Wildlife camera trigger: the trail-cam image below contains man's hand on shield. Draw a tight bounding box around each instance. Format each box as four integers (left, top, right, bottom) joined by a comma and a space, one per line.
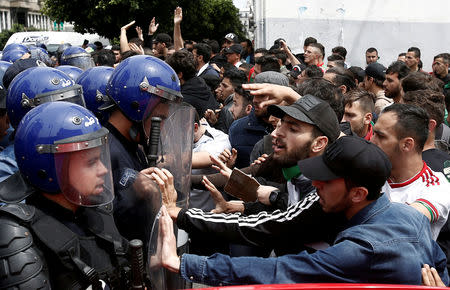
160, 206, 181, 273
147, 167, 178, 208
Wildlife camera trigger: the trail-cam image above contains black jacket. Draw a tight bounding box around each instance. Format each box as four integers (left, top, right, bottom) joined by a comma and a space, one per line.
181, 76, 219, 117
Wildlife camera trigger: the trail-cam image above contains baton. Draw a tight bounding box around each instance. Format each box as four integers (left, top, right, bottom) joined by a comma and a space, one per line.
147, 117, 162, 167
129, 239, 145, 289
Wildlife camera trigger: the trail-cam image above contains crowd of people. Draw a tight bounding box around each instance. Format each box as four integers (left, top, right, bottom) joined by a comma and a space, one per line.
0, 5, 450, 289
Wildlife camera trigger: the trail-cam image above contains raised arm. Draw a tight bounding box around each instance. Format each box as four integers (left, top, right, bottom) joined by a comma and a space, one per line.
173, 6, 184, 51
120, 20, 135, 53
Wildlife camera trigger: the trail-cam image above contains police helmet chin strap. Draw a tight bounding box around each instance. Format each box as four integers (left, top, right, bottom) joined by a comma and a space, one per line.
129, 123, 140, 142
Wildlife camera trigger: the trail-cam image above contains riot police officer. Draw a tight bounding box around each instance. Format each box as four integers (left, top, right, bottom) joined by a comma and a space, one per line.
102, 55, 183, 242
60, 46, 95, 70
0, 66, 84, 182
76, 65, 114, 123
103, 54, 195, 289
0, 102, 130, 289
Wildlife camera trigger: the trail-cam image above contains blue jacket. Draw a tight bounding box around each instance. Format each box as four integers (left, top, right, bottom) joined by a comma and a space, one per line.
228, 111, 268, 168
180, 194, 449, 286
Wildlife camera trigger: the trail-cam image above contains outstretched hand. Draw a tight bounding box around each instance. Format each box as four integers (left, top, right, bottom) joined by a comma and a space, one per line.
129, 43, 144, 55
202, 176, 244, 214
210, 155, 232, 180
160, 206, 180, 273
121, 20, 135, 31
242, 83, 300, 108
135, 26, 144, 41
149, 17, 159, 35
143, 167, 177, 208
174, 6, 183, 25
218, 148, 238, 169
422, 264, 446, 287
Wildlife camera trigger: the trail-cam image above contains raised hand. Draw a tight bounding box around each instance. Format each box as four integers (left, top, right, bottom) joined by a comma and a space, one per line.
149, 17, 159, 35
174, 6, 183, 25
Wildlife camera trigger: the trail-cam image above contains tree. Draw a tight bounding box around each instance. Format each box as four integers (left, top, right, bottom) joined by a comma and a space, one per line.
42, 0, 244, 42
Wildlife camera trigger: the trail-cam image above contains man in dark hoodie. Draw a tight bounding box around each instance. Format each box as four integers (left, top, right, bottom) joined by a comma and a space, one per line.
166, 50, 219, 117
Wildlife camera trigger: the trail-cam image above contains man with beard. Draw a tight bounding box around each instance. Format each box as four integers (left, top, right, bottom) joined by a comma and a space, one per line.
150, 95, 342, 258
341, 89, 375, 140
383, 61, 410, 103
159, 136, 448, 286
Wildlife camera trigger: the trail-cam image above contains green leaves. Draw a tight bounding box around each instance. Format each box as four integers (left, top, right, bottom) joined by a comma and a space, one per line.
42, 0, 244, 41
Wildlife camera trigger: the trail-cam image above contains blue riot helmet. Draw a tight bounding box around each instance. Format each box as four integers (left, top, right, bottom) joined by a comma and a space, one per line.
57, 65, 83, 81
2, 43, 29, 54
106, 55, 182, 122
1, 48, 29, 63
60, 46, 94, 70
0, 61, 12, 89
76, 66, 113, 121
56, 43, 71, 62
15, 102, 114, 206
105, 55, 182, 154
7, 66, 85, 128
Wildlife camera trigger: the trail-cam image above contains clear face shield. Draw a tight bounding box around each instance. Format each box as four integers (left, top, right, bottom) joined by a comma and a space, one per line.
22, 84, 86, 109
141, 96, 195, 208
52, 127, 114, 206
63, 53, 95, 71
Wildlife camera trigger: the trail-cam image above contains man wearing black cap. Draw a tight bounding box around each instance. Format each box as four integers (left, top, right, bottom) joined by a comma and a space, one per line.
153, 33, 172, 59
158, 95, 342, 257
224, 44, 243, 68
363, 62, 392, 115
223, 33, 239, 49
159, 136, 448, 286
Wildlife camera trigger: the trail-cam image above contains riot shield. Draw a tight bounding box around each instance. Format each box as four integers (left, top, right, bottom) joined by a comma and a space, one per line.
155, 102, 195, 207
146, 102, 195, 289
113, 168, 164, 289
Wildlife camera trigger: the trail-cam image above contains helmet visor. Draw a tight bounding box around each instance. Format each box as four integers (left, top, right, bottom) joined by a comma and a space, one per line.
54, 141, 114, 206
33, 84, 86, 108
65, 56, 95, 71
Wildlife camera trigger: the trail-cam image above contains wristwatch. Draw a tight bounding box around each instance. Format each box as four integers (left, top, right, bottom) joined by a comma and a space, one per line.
269, 189, 280, 205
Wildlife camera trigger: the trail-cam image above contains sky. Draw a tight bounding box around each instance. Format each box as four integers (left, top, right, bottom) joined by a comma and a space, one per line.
233, 0, 247, 10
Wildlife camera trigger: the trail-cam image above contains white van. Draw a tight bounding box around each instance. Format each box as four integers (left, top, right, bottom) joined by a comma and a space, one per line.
4, 31, 110, 53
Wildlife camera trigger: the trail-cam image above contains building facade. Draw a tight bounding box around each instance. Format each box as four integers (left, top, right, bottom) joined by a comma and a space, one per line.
0, 0, 52, 32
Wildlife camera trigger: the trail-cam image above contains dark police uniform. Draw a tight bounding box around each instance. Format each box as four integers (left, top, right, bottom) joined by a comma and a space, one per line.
0, 193, 129, 289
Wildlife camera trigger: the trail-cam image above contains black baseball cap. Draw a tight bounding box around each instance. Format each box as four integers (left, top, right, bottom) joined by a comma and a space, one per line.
268, 94, 340, 142
298, 136, 391, 191
224, 33, 238, 43
364, 62, 386, 81
224, 44, 243, 55
153, 33, 172, 45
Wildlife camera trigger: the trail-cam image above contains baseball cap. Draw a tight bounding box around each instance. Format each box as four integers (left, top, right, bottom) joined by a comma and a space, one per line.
268, 94, 340, 142
224, 33, 238, 43
297, 136, 391, 191
255, 71, 289, 86
289, 64, 306, 78
224, 44, 243, 55
153, 33, 172, 45
364, 62, 386, 81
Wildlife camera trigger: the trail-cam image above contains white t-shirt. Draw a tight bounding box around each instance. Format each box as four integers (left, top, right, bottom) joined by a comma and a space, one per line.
190, 125, 231, 210
382, 162, 450, 240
